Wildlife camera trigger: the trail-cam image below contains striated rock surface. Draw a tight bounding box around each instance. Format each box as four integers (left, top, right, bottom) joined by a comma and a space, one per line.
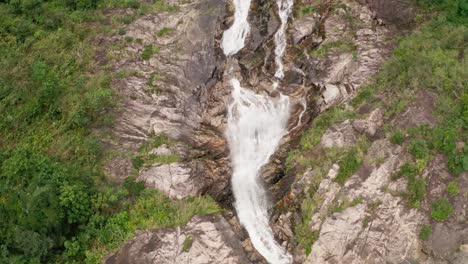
102, 0, 461, 263
106, 214, 249, 264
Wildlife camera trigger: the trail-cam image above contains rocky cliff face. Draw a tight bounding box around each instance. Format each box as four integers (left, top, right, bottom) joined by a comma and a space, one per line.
103, 0, 466, 263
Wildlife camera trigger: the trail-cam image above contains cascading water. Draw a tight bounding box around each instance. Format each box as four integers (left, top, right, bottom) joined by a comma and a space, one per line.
222, 1, 294, 263
221, 0, 252, 56
226, 79, 291, 264
274, 0, 294, 80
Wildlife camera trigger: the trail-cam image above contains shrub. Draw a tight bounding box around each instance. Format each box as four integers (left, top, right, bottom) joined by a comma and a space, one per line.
391, 130, 405, 145
156, 27, 175, 37
419, 224, 432, 240
407, 178, 426, 207
409, 139, 429, 159
431, 198, 454, 221
335, 148, 362, 185
447, 149, 468, 175
300, 107, 356, 150
446, 181, 459, 196
183, 236, 192, 252
394, 162, 418, 180
141, 44, 156, 60
432, 127, 457, 154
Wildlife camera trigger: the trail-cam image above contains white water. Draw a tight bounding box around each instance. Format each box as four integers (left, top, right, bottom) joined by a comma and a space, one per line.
274, 0, 294, 79
223, 0, 294, 263
226, 79, 291, 264
221, 0, 252, 56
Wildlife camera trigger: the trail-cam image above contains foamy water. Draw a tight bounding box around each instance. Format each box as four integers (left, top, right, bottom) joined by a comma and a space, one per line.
222, 1, 294, 263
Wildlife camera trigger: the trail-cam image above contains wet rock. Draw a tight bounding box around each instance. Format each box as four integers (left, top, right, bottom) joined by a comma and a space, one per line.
106, 214, 249, 264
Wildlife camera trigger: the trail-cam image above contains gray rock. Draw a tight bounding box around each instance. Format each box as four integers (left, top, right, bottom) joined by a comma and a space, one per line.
138, 162, 205, 200
106, 214, 249, 264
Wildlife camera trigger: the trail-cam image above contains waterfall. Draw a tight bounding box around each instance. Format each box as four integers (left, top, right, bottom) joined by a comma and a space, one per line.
274, 0, 294, 79
222, 1, 294, 263
221, 0, 252, 56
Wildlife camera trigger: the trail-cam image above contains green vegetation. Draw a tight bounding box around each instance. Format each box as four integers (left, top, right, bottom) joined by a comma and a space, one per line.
156, 27, 175, 37
131, 134, 180, 170
408, 139, 429, 160
299, 5, 316, 18
419, 224, 432, 241
335, 148, 362, 185
332, 197, 363, 213
299, 107, 356, 150
0, 0, 211, 262
431, 198, 454, 221
141, 44, 160, 60
83, 190, 219, 262
291, 0, 466, 254
310, 39, 356, 58
446, 181, 460, 196
183, 235, 193, 252
394, 162, 426, 207
295, 223, 319, 256
390, 130, 405, 145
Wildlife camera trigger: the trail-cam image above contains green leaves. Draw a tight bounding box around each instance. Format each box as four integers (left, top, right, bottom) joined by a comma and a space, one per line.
335, 148, 362, 186
431, 198, 454, 221
60, 185, 92, 224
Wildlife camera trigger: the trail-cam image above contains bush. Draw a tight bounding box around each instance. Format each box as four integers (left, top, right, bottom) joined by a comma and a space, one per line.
431, 198, 454, 221
394, 162, 418, 180
407, 178, 426, 207
335, 148, 362, 185
391, 130, 405, 145
156, 27, 175, 37
446, 181, 459, 196
300, 107, 356, 150
432, 127, 457, 154
409, 139, 429, 159
419, 224, 432, 241
140, 44, 161, 61
447, 149, 468, 175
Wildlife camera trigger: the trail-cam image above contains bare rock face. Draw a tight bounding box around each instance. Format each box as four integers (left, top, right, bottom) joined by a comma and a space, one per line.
106, 214, 249, 264
138, 162, 205, 200
305, 138, 427, 264
356, 0, 415, 27
321, 108, 383, 148
292, 1, 395, 112
102, 0, 234, 201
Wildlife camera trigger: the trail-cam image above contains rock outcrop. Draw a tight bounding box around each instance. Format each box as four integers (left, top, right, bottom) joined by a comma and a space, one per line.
107, 214, 250, 264
103, 0, 463, 263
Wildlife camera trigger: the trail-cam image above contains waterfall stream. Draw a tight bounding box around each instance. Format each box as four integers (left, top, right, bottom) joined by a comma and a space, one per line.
222, 1, 294, 263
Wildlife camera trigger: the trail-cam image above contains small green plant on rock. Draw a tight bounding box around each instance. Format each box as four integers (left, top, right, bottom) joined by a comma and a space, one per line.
419, 224, 432, 241
183, 236, 192, 252
391, 130, 405, 145
446, 181, 459, 196
409, 139, 429, 159
156, 27, 175, 37
335, 148, 362, 185
431, 198, 454, 221
141, 44, 160, 60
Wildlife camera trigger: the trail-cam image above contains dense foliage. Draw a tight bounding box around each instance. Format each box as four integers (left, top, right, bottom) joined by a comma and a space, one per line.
0, 0, 218, 263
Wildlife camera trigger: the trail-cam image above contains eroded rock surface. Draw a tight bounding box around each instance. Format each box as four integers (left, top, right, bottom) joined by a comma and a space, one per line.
106, 214, 250, 264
